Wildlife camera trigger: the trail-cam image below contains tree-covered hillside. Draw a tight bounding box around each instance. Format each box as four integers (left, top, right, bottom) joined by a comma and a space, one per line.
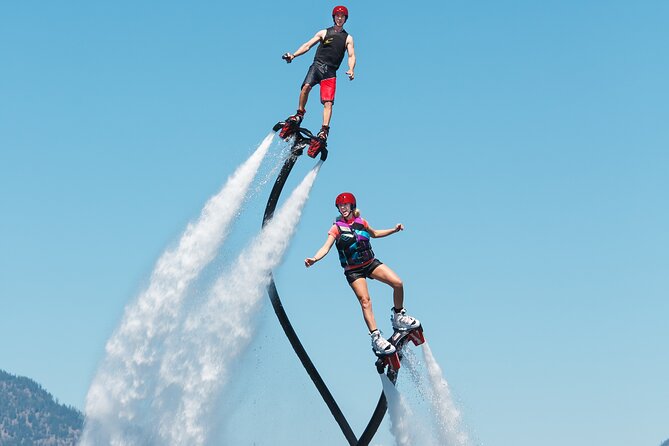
0, 369, 83, 446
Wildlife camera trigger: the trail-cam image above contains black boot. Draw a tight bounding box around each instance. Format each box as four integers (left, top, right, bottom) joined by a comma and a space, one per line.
278, 109, 305, 139
317, 125, 329, 141
307, 125, 329, 159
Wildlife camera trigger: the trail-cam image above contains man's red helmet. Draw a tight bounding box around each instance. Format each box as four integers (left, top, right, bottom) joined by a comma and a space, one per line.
332, 5, 349, 21
335, 192, 356, 209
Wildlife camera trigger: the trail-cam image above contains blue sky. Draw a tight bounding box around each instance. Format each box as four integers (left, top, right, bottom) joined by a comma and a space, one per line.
1, 1, 668, 445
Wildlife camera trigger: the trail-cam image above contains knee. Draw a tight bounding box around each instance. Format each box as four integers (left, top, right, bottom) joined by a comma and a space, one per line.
358, 295, 372, 311
392, 278, 404, 291
323, 101, 333, 110
301, 84, 312, 94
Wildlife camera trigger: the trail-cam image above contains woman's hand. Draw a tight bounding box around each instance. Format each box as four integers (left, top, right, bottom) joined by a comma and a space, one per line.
305, 257, 317, 268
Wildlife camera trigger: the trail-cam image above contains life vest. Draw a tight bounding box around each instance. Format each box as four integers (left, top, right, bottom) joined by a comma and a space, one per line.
334, 217, 375, 268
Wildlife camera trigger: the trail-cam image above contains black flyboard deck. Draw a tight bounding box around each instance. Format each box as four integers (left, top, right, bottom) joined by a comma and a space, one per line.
374, 325, 425, 377
273, 120, 328, 160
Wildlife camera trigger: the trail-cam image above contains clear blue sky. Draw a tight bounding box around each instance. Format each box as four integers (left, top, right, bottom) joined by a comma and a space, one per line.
1, 1, 668, 445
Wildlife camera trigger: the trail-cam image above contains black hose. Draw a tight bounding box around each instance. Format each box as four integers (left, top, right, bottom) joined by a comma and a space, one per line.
262, 135, 392, 445
262, 149, 358, 445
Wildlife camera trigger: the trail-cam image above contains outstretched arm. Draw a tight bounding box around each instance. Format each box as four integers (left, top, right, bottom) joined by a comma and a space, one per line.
305, 235, 336, 267
285, 30, 326, 62
368, 223, 404, 239
345, 35, 356, 80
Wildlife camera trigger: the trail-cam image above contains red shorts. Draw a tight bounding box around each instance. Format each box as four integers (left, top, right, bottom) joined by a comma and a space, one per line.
320, 77, 336, 103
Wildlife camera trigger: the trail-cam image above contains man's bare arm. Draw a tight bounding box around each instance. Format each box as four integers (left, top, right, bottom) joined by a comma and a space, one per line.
345, 35, 356, 80
285, 30, 326, 62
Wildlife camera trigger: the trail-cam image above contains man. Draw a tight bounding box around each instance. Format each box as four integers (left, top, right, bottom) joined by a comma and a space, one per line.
280, 5, 356, 151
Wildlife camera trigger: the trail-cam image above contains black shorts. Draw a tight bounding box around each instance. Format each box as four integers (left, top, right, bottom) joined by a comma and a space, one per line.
302, 62, 337, 103
344, 259, 383, 284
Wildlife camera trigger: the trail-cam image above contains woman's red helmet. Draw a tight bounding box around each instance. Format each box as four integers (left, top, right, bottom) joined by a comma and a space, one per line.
335, 192, 356, 209
332, 5, 349, 21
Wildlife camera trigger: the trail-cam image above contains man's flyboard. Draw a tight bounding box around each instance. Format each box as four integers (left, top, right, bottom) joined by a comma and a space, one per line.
273, 118, 328, 161
374, 325, 426, 380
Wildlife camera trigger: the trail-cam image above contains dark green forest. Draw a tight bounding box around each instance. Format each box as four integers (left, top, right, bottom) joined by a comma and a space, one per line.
0, 369, 82, 446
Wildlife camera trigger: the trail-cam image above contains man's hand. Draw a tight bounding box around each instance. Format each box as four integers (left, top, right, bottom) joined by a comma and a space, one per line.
346, 69, 354, 80
304, 257, 317, 267
282, 53, 295, 63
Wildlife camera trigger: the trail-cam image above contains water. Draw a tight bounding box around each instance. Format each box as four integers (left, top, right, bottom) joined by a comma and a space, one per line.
79, 133, 469, 446
80, 135, 324, 445
391, 342, 473, 446
153, 163, 321, 445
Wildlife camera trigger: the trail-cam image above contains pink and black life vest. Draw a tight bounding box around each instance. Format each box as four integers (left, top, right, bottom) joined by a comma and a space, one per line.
334, 217, 375, 268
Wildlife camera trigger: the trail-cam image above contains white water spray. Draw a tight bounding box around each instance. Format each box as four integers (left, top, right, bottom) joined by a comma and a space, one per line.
386, 342, 473, 446
380, 375, 415, 446
421, 342, 472, 446
153, 163, 322, 445
80, 134, 274, 445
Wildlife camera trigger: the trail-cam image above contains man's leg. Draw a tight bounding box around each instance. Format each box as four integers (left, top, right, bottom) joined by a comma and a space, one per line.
298, 84, 312, 113
283, 84, 311, 133
322, 101, 333, 127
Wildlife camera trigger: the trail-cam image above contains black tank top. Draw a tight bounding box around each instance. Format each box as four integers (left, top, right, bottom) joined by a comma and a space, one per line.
314, 27, 349, 71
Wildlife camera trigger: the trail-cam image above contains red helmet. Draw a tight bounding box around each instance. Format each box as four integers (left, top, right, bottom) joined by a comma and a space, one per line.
335, 192, 356, 209
332, 5, 348, 21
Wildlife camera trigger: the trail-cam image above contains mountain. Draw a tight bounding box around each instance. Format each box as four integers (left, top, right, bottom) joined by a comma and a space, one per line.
0, 369, 83, 446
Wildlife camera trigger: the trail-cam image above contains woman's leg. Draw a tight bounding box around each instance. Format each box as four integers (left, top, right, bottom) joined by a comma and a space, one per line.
369, 264, 404, 310
349, 278, 378, 332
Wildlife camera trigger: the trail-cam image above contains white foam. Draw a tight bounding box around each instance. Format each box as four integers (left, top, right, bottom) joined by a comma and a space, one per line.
80, 134, 275, 445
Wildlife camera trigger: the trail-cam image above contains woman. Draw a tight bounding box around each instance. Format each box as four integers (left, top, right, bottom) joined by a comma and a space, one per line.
305, 192, 420, 355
